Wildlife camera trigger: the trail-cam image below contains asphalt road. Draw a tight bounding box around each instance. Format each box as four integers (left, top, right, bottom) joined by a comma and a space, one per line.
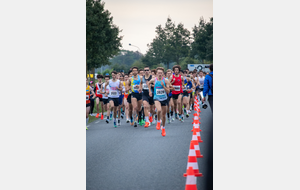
86, 102, 213, 190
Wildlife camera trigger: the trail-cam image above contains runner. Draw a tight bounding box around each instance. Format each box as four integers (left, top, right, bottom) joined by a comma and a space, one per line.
182, 74, 195, 118
197, 70, 205, 101
100, 75, 111, 123
126, 70, 134, 125
148, 67, 171, 137
118, 74, 125, 120
170, 65, 184, 121
165, 69, 174, 123
141, 66, 154, 128
128, 67, 143, 127
123, 74, 130, 123
89, 81, 96, 116
95, 75, 104, 119
104, 71, 123, 128
86, 78, 96, 130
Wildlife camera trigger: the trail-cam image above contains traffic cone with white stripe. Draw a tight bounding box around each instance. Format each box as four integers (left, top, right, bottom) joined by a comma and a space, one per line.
192, 128, 203, 143
192, 119, 201, 132
184, 141, 203, 177
183, 167, 198, 190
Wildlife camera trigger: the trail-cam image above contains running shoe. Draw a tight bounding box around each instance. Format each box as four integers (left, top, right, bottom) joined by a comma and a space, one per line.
161, 128, 166, 137
134, 121, 138, 127
114, 121, 117, 128
186, 113, 189, 118
175, 113, 178, 119
130, 118, 134, 126
149, 116, 153, 123
109, 113, 112, 120
95, 113, 100, 118
172, 117, 175, 122
106, 119, 109, 123
167, 118, 171, 124
144, 122, 150, 128
181, 115, 184, 122
118, 120, 121, 126
156, 122, 161, 130
86, 126, 88, 130
101, 114, 104, 120
126, 119, 130, 123
142, 119, 145, 125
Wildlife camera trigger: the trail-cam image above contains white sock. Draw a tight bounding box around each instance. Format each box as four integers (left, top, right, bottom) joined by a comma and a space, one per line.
114, 118, 116, 122
145, 116, 149, 122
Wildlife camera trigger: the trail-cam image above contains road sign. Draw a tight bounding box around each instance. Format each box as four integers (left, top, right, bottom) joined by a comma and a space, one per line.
188, 64, 210, 72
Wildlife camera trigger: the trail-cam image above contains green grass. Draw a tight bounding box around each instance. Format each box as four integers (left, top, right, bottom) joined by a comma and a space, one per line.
88, 101, 103, 124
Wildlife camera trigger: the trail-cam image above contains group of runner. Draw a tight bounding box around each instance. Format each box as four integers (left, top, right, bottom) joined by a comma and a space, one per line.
86, 65, 207, 137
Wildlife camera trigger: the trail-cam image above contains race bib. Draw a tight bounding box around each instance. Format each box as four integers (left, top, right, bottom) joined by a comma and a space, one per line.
156, 89, 165, 95
110, 90, 118, 96
143, 83, 149, 90
86, 95, 89, 100
97, 90, 100, 94
183, 85, 187, 91
173, 85, 180, 91
133, 85, 139, 90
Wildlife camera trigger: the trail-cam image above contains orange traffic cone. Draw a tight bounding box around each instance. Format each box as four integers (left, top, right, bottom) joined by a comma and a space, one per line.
192, 128, 203, 143
184, 141, 203, 177
183, 167, 198, 190
192, 132, 203, 158
191, 121, 202, 132
183, 167, 197, 190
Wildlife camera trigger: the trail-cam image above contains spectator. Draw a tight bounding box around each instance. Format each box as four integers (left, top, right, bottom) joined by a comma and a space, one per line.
89, 81, 96, 116
202, 64, 213, 112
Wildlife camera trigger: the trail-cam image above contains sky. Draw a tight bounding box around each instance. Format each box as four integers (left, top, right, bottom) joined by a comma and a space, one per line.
103, 0, 213, 55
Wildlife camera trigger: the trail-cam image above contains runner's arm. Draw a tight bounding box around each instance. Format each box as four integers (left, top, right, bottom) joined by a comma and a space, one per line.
90, 86, 96, 99
148, 79, 155, 97
164, 79, 170, 94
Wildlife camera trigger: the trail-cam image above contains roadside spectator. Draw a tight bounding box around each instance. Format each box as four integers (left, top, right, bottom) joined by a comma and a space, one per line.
202, 64, 213, 112
89, 81, 96, 116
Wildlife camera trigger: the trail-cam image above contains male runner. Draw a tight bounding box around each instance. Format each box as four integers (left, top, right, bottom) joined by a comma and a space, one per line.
86, 78, 96, 130
141, 66, 154, 128
123, 74, 130, 123
95, 75, 104, 119
169, 65, 184, 120
126, 70, 134, 125
148, 67, 171, 137
104, 71, 123, 128
182, 74, 195, 118
128, 67, 143, 127
101, 75, 111, 123
166, 69, 175, 123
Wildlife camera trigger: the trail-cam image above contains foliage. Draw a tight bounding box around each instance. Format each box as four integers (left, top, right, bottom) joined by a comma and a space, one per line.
146, 17, 191, 69
86, 0, 123, 72
191, 17, 213, 62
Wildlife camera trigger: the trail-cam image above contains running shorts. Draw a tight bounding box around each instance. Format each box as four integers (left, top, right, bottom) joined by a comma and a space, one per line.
131, 92, 142, 101
108, 98, 119, 107
154, 99, 168, 107
142, 93, 154, 105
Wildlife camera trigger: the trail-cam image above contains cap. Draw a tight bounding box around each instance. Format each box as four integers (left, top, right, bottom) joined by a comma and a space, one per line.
89, 81, 93, 84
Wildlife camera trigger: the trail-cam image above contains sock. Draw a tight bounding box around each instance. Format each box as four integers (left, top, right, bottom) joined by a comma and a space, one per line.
107, 116, 109, 119
114, 118, 116, 122
86, 118, 89, 125
162, 126, 165, 129
171, 111, 173, 116
167, 113, 170, 118
145, 116, 149, 122
158, 120, 161, 123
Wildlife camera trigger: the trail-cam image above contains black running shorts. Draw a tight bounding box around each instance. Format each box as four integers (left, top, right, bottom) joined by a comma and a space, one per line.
154, 99, 168, 107
131, 92, 142, 101
142, 93, 154, 105
108, 98, 119, 107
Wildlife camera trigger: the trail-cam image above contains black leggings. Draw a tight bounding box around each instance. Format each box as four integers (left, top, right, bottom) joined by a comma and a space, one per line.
90, 98, 95, 114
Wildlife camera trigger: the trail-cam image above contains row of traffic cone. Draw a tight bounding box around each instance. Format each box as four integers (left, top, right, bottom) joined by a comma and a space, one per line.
183, 96, 203, 190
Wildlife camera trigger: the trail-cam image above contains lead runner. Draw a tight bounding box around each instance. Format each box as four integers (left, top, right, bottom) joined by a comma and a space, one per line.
148, 67, 171, 137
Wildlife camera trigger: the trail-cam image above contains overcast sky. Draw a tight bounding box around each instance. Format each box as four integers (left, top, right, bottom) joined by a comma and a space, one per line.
103, 0, 213, 54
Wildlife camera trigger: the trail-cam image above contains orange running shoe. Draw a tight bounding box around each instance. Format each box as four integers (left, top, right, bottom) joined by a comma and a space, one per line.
95, 113, 100, 118
101, 114, 104, 120
162, 128, 166, 137
144, 122, 150, 128
156, 122, 161, 130
149, 116, 153, 123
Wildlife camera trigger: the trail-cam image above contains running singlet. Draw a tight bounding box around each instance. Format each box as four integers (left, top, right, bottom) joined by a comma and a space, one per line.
142, 75, 152, 95
186, 80, 193, 93
102, 84, 109, 99
86, 85, 90, 104
131, 75, 141, 93
108, 79, 120, 98
166, 77, 172, 97
153, 78, 168, 101
171, 74, 183, 95
198, 76, 205, 88
95, 83, 103, 98
122, 81, 126, 95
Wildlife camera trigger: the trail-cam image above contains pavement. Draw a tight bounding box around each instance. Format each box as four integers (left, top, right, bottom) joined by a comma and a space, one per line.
86, 102, 213, 190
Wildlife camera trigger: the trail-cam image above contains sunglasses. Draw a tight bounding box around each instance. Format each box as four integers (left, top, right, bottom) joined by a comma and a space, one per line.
144, 69, 149, 71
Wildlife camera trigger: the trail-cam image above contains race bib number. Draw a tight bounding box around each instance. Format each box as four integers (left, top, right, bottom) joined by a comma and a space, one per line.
97, 90, 100, 94
86, 95, 89, 100
143, 83, 149, 90
133, 85, 139, 90
110, 90, 118, 96
183, 85, 187, 91
173, 85, 180, 91
156, 89, 165, 95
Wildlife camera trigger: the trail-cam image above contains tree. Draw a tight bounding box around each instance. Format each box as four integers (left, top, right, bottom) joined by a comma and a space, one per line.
86, 0, 123, 77
191, 17, 213, 63
146, 17, 191, 69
